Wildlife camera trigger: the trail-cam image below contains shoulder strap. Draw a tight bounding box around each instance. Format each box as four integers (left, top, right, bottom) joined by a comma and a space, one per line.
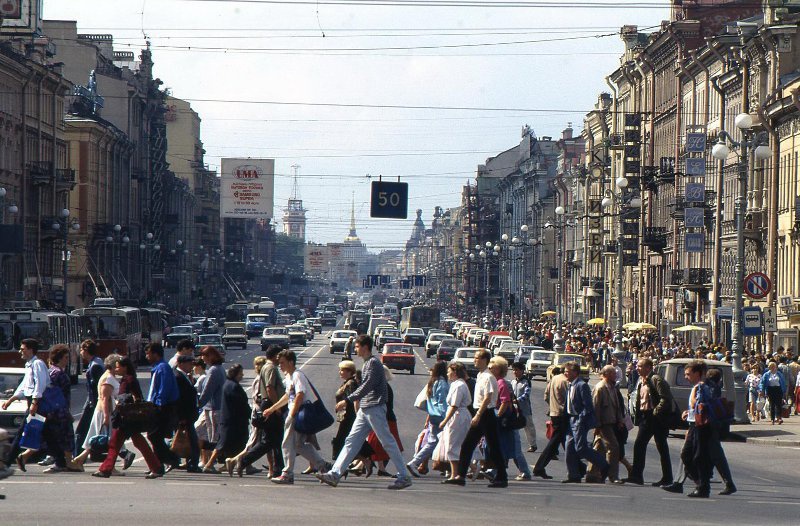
298, 370, 321, 402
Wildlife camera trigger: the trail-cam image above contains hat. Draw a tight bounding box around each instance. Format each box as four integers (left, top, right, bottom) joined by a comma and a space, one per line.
177, 355, 195, 364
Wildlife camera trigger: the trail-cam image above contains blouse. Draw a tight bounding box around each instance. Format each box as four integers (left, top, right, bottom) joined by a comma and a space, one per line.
446, 379, 471, 409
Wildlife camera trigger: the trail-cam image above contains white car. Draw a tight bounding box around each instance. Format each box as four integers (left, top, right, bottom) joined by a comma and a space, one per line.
0, 368, 28, 438
488, 335, 513, 352
466, 328, 488, 346
451, 347, 481, 378
514, 345, 544, 366
424, 332, 450, 358
329, 330, 357, 354
494, 341, 520, 361
526, 349, 556, 378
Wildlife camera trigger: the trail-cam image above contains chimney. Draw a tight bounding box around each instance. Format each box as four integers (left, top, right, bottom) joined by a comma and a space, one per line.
562, 124, 573, 140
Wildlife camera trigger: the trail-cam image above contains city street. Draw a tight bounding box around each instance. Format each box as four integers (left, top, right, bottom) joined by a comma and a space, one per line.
2, 328, 799, 525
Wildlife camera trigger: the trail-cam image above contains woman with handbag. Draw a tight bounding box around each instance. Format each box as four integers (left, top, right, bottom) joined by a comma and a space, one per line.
406, 361, 448, 477
93, 357, 163, 478
331, 360, 359, 459
205, 364, 250, 473
436, 362, 472, 483
489, 357, 530, 480
224, 356, 268, 476
760, 361, 786, 425
72, 354, 129, 471
263, 350, 331, 484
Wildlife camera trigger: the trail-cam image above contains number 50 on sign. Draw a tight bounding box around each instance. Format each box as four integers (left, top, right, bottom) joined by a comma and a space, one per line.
370, 181, 409, 219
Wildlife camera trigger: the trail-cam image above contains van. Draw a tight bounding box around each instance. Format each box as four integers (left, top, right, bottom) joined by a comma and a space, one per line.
368, 316, 393, 337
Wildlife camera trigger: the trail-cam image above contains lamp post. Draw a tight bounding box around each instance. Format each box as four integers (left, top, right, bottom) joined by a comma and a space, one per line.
711, 113, 771, 363
53, 208, 78, 311
499, 233, 508, 327
601, 176, 643, 357
517, 224, 528, 321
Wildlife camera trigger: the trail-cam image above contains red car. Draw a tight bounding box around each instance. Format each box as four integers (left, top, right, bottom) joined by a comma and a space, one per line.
381, 343, 416, 375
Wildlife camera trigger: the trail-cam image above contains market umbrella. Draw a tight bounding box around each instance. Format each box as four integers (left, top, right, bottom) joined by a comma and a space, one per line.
623, 322, 641, 330
638, 322, 657, 330
586, 318, 606, 326
673, 325, 707, 333
540, 311, 557, 317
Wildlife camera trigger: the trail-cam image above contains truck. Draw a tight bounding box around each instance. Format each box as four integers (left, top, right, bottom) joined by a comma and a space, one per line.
222, 322, 248, 351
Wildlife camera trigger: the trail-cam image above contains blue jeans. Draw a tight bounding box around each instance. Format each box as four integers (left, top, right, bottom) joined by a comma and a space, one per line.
409, 420, 441, 466
330, 405, 410, 481
565, 417, 608, 480
512, 430, 532, 477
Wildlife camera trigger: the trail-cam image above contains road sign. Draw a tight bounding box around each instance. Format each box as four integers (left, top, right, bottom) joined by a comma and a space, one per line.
742, 306, 763, 336
716, 306, 733, 319
763, 307, 778, 333
744, 272, 771, 299
779, 295, 793, 310
370, 181, 408, 219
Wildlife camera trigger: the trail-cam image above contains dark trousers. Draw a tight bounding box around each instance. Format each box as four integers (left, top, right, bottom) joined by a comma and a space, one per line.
630, 412, 672, 483
457, 410, 507, 483
147, 404, 180, 468
7, 410, 66, 468
681, 424, 712, 493
565, 417, 608, 480
708, 423, 733, 485
767, 386, 784, 422
242, 414, 284, 472
73, 400, 95, 456
533, 414, 568, 473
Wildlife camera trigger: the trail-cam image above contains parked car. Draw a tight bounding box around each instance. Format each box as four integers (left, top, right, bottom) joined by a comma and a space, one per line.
261, 326, 290, 351
329, 330, 357, 354
526, 349, 555, 378
402, 327, 426, 346
425, 332, 450, 357
222, 322, 248, 350
246, 313, 272, 337
381, 343, 416, 375
451, 347, 481, 378
654, 358, 748, 424
436, 338, 463, 362
165, 325, 197, 347
0, 367, 27, 439
546, 353, 590, 381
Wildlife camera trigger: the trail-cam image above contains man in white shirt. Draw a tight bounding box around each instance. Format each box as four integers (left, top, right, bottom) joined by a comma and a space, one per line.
453, 349, 508, 488
3, 338, 50, 466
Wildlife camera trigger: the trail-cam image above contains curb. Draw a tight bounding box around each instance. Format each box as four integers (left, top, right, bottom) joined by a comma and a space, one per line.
728, 432, 800, 447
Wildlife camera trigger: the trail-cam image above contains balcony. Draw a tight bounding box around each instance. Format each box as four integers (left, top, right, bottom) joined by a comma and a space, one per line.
683, 268, 712, 289
668, 268, 684, 288
27, 161, 53, 185
56, 168, 76, 192
642, 227, 667, 252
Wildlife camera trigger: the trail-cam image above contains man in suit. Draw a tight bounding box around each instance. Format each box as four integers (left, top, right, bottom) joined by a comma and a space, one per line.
626, 357, 674, 487
587, 365, 624, 483
174, 355, 201, 472
532, 366, 568, 479
563, 361, 608, 483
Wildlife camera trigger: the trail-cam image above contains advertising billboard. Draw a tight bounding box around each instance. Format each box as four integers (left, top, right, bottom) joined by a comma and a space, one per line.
220, 158, 274, 219
304, 244, 329, 275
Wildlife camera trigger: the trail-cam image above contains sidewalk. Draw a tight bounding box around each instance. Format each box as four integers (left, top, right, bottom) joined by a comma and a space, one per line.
729, 413, 800, 447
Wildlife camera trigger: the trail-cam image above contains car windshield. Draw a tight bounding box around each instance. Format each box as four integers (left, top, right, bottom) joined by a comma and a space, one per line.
386, 345, 413, 354
172, 326, 193, 334
440, 340, 462, 348
407, 329, 423, 335
0, 372, 24, 398
267, 328, 287, 335
0, 321, 13, 350
431, 334, 447, 341
383, 330, 400, 337
456, 349, 477, 359
333, 332, 351, 338
81, 317, 126, 339
532, 352, 552, 361
248, 315, 269, 323
558, 355, 583, 365
227, 327, 245, 334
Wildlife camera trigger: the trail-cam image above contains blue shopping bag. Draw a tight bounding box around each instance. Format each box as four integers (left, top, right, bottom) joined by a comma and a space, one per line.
19, 414, 46, 451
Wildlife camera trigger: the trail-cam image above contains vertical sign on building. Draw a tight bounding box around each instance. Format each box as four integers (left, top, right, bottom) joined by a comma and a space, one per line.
683, 130, 707, 256
621, 113, 641, 267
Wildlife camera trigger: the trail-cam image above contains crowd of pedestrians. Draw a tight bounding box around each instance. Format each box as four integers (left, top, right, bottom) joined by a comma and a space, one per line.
1, 313, 753, 498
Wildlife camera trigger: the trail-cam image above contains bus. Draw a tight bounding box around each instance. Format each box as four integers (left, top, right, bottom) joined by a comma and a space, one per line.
225, 302, 251, 322
0, 309, 82, 382
71, 306, 143, 363
253, 299, 277, 325
400, 306, 441, 333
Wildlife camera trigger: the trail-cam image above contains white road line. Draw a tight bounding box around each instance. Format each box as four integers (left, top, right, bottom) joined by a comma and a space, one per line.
412, 348, 431, 372
0, 480, 55, 484
754, 476, 775, 483
76, 481, 135, 485
165, 482, 221, 486
746, 501, 800, 506
299, 345, 328, 370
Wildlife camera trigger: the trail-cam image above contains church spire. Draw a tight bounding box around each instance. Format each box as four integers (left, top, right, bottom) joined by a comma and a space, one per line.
349, 193, 357, 238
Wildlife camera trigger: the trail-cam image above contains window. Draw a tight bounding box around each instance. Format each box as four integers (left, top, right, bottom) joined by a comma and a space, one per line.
673, 365, 725, 388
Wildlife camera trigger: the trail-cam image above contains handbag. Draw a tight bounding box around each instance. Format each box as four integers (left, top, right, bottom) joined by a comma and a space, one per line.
18, 414, 46, 451
39, 385, 67, 415
170, 424, 192, 458
498, 391, 527, 430
293, 374, 334, 435
88, 427, 110, 454
111, 398, 158, 434
623, 412, 634, 431
414, 386, 428, 411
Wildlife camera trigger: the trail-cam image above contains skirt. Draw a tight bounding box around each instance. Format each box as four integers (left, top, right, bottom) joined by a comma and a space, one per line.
366, 420, 403, 462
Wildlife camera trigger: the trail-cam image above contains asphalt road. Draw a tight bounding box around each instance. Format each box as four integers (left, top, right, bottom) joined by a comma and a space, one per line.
2, 324, 800, 525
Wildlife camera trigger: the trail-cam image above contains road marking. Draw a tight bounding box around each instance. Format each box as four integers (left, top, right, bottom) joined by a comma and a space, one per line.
776, 446, 800, 450
746, 501, 800, 506
299, 345, 328, 370
165, 482, 221, 486
570, 492, 625, 498
0, 480, 55, 484
412, 348, 431, 372
754, 476, 775, 484
76, 481, 135, 485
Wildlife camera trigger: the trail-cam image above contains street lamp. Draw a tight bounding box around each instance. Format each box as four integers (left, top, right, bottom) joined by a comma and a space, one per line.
711, 112, 771, 364
602, 183, 643, 357
519, 224, 529, 320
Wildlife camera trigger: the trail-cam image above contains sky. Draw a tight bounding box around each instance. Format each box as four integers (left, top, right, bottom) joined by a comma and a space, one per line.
42, 0, 668, 252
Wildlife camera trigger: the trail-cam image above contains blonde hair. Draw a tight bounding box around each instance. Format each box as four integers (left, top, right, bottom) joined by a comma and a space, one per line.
338, 360, 356, 373
253, 356, 267, 372
489, 356, 509, 377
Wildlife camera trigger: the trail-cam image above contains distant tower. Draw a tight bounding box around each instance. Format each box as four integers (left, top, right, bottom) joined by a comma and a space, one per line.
345, 193, 360, 243
283, 164, 307, 240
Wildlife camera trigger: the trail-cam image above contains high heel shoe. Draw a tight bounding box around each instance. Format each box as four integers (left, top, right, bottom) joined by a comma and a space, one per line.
15, 456, 26, 472
364, 461, 374, 478
225, 458, 235, 478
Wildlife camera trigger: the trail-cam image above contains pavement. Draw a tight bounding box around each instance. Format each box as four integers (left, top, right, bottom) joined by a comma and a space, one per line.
729, 416, 800, 447
2, 323, 800, 524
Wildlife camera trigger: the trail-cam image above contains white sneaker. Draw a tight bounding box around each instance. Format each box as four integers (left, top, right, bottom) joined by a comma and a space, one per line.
388, 478, 412, 490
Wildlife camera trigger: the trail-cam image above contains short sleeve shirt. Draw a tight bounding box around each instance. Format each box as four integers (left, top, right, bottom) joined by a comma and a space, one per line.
258, 361, 285, 407
473, 370, 498, 410
496, 378, 512, 409
285, 370, 313, 411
